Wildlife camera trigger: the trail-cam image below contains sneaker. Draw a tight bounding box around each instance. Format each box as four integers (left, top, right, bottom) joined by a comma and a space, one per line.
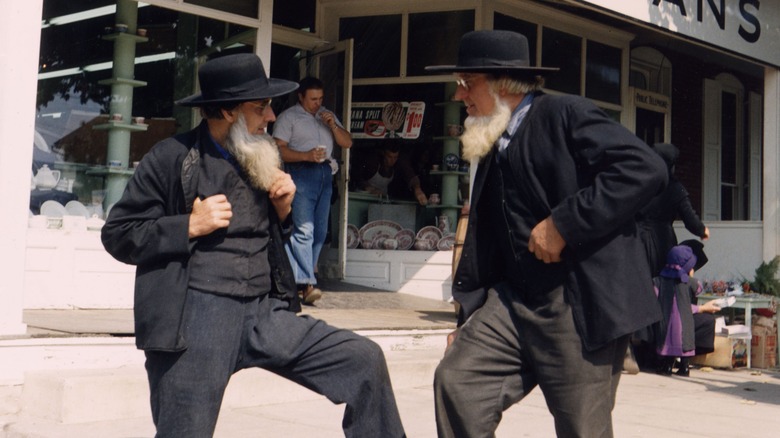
300, 284, 322, 305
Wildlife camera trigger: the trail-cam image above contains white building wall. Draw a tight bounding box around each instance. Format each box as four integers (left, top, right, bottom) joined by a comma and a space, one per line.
764, 68, 780, 262
674, 222, 763, 283
0, 1, 43, 335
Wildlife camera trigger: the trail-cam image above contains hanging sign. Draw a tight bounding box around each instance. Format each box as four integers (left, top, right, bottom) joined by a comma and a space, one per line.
349, 101, 425, 139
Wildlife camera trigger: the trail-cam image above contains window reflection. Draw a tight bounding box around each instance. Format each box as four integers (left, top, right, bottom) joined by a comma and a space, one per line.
32, 0, 256, 216
340, 15, 402, 78
407, 10, 474, 77
586, 40, 621, 104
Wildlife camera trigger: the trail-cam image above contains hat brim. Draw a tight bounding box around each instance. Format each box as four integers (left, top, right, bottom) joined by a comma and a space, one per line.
425, 65, 559, 74
175, 78, 299, 107
679, 239, 708, 271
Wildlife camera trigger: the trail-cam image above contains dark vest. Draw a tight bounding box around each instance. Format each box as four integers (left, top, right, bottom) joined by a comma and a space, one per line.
483, 152, 567, 302
188, 148, 272, 297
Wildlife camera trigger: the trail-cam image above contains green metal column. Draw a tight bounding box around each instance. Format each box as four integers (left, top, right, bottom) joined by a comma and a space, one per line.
103, 0, 144, 209
440, 82, 461, 231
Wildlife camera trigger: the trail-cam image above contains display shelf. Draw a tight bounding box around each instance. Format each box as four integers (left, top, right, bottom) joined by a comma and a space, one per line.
426, 204, 462, 210
102, 32, 149, 43
93, 121, 148, 132
85, 166, 136, 177
98, 77, 147, 87
430, 170, 468, 176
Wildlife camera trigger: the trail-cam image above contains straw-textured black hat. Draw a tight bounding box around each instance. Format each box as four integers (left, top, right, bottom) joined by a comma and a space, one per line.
177, 53, 298, 107
425, 30, 558, 75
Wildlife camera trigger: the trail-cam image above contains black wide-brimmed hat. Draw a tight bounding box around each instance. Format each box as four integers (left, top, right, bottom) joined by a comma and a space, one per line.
425, 30, 558, 75
680, 239, 709, 271
177, 53, 299, 107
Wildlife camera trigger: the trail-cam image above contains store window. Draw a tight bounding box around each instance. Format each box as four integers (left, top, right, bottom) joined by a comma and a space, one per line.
585, 40, 620, 104
406, 10, 474, 77
33, 0, 257, 217
542, 28, 581, 95
493, 13, 537, 64
630, 47, 671, 96
629, 47, 671, 145
273, 0, 316, 32
347, 83, 452, 234
703, 73, 761, 221
339, 15, 401, 79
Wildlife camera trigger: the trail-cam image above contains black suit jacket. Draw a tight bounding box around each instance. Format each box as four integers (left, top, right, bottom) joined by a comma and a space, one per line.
453, 93, 668, 351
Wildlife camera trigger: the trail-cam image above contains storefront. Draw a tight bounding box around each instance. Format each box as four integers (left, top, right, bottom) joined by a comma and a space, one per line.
2, 0, 779, 336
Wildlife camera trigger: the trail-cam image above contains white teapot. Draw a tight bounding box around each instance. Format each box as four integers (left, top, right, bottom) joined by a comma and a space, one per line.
34, 164, 61, 190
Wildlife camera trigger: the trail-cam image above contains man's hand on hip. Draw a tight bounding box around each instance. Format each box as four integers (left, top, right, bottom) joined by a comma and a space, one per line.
528, 215, 566, 263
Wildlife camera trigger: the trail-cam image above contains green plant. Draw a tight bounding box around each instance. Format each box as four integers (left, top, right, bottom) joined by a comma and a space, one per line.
749, 256, 780, 297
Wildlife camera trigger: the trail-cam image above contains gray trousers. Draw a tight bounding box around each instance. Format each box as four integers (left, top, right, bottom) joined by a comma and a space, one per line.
434, 285, 628, 438
145, 290, 405, 438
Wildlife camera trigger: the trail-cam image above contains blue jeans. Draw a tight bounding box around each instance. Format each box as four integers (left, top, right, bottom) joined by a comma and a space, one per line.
284, 162, 332, 285
145, 290, 405, 437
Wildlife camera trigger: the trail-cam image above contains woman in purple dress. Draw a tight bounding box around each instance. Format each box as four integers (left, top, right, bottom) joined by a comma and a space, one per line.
655, 245, 721, 376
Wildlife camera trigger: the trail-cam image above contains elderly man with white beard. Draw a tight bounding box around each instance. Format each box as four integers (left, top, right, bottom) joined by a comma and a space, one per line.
101, 53, 405, 438
426, 31, 668, 438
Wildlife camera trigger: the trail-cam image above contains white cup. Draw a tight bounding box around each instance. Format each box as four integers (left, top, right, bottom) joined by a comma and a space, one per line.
315, 145, 327, 163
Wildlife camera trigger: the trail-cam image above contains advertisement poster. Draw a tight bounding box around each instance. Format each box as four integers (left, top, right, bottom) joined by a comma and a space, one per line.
350, 101, 425, 139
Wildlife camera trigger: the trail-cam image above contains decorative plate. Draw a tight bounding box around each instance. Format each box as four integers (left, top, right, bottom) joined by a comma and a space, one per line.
65, 200, 91, 218
444, 153, 460, 171
346, 224, 360, 249
395, 229, 415, 250
416, 225, 443, 244
40, 200, 68, 217
437, 234, 456, 251
359, 220, 403, 246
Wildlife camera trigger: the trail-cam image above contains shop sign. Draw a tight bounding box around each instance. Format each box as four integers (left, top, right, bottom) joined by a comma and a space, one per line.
633, 88, 670, 111
350, 102, 425, 139
572, 0, 780, 67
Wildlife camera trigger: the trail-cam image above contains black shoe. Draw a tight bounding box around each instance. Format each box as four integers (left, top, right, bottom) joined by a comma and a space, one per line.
676, 358, 690, 377
656, 358, 674, 375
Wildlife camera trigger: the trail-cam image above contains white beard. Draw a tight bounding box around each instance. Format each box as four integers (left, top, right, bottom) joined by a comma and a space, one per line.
460, 93, 513, 162
224, 114, 282, 191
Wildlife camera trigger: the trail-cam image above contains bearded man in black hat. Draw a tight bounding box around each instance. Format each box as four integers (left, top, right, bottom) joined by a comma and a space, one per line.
427, 30, 668, 437
101, 53, 405, 438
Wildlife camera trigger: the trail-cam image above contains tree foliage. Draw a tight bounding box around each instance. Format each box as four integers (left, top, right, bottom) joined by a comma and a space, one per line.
749, 256, 780, 297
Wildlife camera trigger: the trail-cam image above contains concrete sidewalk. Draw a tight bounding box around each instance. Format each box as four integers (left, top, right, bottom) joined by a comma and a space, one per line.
3, 281, 780, 437
3, 352, 779, 437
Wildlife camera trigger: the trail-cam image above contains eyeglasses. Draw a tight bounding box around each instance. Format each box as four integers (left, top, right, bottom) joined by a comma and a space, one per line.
244, 99, 272, 116
455, 77, 471, 90
458, 74, 484, 91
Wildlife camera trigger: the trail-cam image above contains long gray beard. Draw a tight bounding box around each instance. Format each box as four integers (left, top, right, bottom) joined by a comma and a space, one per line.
460, 94, 513, 161
224, 114, 282, 191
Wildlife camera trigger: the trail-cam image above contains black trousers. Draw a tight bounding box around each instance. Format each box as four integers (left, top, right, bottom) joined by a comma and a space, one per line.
144, 290, 405, 438
435, 285, 628, 438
